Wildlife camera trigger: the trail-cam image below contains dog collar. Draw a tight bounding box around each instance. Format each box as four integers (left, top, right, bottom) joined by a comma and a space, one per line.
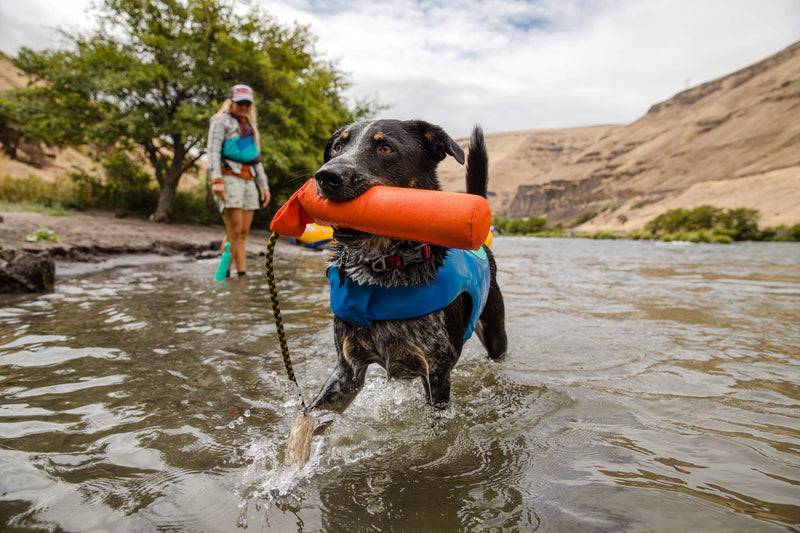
370, 244, 431, 272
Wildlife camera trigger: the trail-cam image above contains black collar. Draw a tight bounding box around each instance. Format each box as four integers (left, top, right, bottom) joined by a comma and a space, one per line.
370, 244, 431, 272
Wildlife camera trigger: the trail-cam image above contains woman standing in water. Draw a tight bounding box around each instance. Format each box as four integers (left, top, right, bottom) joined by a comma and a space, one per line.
208, 84, 270, 277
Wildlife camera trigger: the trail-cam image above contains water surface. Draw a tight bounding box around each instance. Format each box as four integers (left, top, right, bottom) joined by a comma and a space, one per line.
1, 238, 799, 531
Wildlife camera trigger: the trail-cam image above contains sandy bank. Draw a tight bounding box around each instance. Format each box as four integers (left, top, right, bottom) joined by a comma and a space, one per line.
0, 209, 272, 263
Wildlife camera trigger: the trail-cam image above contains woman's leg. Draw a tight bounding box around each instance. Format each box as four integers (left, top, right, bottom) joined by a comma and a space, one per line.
234, 209, 255, 274
222, 208, 245, 274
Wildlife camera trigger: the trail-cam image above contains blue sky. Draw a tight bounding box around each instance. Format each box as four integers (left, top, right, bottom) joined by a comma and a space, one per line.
1, 0, 798, 137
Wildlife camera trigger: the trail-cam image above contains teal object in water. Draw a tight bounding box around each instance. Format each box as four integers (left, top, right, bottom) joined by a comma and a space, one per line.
214, 242, 231, 281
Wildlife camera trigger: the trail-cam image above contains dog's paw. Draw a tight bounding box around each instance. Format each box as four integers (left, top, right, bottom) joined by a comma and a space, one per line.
284, 413, 315, 468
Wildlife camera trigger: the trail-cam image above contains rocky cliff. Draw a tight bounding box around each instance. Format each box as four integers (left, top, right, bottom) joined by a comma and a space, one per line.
438, 41, 800, 231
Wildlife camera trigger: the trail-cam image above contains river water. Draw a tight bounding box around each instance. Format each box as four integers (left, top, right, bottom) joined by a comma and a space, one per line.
1, 237, 798, 531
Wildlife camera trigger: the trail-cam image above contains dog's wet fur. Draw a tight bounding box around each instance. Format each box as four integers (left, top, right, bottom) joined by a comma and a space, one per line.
285, 119, 507, 466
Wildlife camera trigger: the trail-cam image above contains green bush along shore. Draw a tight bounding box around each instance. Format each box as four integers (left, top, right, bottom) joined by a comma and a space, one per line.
493, 205, 800, 242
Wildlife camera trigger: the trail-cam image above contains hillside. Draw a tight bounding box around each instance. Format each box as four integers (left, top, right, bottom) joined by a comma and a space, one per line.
3, 43, 800, 234
0, 52, 101, 182
0, 53, 200, 190
438, 41, 800, 232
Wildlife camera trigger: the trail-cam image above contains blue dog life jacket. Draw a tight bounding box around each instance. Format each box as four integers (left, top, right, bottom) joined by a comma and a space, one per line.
328, 248, 491, 343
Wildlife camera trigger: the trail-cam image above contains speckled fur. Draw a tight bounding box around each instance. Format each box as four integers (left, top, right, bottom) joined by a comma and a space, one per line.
306, 119, 507, 414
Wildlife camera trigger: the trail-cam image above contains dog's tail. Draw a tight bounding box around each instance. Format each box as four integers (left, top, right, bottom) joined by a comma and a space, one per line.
465, 124, 488, 199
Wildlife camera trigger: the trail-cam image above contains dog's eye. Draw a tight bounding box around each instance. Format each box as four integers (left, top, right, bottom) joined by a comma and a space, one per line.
332, 141, 342, 154
378, 143, 394, 154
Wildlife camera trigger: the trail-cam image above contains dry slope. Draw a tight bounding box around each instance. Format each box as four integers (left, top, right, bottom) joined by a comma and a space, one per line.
438, 41, 800, 232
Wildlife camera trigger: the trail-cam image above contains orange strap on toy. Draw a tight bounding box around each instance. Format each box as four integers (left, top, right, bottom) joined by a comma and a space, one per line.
270, 179, 491, 250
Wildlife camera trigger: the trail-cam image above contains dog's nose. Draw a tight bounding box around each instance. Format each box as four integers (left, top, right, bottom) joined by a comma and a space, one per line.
315, 169, 343, 189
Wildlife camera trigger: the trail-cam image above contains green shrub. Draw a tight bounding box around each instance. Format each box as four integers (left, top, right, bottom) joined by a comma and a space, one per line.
492, 216, 548, 235
627, 231, 656, 240
646, 205, 769, 242
786, 223, 800, 242
574, 211, 598, 226
717, 207, 761, 240
0, 161, 218, 225
171, 190, 220, 226
769, 223, 800, 242
710, 233, 733, 244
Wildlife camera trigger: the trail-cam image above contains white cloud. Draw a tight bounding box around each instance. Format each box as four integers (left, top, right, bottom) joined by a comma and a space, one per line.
0, 0, 96, 54
256, 0, 800, 136
2, 0, 798, 137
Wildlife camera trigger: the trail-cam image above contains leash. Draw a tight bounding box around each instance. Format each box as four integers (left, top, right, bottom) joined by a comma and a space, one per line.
264, 231, 307, 411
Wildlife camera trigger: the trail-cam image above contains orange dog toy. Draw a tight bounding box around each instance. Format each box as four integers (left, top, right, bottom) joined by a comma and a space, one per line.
270, 179, 491, 250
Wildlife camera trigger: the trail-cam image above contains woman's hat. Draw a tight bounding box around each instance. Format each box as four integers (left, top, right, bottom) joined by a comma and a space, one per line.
230, 84, 254, 103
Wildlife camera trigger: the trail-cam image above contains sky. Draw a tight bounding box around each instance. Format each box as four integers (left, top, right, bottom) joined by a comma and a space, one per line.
1, 0, 798, 138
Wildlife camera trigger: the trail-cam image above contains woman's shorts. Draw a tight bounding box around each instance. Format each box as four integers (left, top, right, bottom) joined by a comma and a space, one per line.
215, 175, 261, 212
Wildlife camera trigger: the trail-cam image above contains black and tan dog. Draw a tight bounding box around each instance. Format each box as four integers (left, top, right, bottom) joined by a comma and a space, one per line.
285, 120, 507, 466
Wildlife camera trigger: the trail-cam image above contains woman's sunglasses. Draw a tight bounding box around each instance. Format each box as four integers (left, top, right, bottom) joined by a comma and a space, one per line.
236, 101, 252, 107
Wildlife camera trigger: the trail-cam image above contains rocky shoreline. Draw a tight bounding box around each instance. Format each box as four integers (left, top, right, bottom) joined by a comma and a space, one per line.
0, 210, 272, 293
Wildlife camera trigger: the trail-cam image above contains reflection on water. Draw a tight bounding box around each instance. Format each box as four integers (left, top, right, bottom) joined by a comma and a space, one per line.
1, 238, 799, 531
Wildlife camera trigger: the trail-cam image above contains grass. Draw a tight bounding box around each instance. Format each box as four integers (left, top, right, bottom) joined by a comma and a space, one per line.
0, 171, 220, 226
0, 200, 75, 216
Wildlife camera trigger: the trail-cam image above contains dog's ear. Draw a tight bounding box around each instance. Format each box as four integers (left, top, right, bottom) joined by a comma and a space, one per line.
408, 121, 465, 165
322, 134, 336, 163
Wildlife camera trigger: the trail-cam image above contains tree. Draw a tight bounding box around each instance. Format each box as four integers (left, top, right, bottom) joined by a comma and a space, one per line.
718, 207, 760, 241
14, 0, 366, 221
0, 87, 89, 161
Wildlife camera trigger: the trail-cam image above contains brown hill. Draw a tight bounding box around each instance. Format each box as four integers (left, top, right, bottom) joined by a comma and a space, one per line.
3, 43, 800, 233
0, 53, 196, 189
0, 52, 101, 180
438, 41, 800, 232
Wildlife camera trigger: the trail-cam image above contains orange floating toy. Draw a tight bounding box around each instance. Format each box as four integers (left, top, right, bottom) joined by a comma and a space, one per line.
270, 179, 491, 250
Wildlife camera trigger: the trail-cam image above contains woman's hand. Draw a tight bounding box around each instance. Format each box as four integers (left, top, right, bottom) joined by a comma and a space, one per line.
261, 189, 271, 207
212, 182, 225, 200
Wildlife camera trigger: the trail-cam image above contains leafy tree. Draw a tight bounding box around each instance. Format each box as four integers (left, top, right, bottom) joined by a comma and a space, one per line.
492, 216, 547, 235
685, 205, 722, 231
718, 207, 760, 241
0, 98, 24, 158
786, 223, 800, 242
13, 0, 367, 221
646, 208, 689, 234
0, 88, 87, 160
646, 205, 764, 241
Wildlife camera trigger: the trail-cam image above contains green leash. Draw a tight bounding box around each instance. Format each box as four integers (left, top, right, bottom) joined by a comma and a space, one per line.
264, 231, 307, 410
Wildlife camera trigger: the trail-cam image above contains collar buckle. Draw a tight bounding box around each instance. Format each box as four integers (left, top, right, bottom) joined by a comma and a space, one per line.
370, 244, 430, 272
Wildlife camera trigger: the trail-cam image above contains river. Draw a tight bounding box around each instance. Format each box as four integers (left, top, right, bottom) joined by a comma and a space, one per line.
1, 237, 798, 531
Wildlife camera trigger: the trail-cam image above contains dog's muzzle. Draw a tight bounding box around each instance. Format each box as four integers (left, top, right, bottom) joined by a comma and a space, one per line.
315, 163, 357, 199
315, 168, 343, 189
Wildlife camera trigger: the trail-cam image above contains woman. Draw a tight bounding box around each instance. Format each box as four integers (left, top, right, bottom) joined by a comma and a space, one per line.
208, 84, 271, 277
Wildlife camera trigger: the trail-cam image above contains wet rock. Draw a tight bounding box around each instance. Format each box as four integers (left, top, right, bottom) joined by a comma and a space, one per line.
196, 249, 221, 260
0, 250, 56, 293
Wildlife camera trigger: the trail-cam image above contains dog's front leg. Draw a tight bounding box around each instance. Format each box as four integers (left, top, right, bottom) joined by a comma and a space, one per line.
284, 358, 367, 467
424, 357, 455, 409
306, 357, 368, 413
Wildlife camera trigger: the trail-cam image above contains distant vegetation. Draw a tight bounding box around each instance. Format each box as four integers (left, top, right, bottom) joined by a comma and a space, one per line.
1, 0, 374, 223
492, 216, 549, 235
0, 151, 219, 225
493, 205, 800, 242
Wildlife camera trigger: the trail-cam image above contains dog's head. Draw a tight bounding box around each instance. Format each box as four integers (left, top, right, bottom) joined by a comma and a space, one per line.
314, 119, 465, 201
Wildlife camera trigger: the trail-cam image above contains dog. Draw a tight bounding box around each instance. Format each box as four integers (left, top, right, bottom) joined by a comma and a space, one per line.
285, 119, 507, 466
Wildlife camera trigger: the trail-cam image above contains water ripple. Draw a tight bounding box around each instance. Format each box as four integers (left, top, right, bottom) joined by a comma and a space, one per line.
1, 239, 799, 531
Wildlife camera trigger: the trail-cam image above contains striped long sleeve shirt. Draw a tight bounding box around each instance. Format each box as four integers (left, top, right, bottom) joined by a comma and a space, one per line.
207, 112, 269, 191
